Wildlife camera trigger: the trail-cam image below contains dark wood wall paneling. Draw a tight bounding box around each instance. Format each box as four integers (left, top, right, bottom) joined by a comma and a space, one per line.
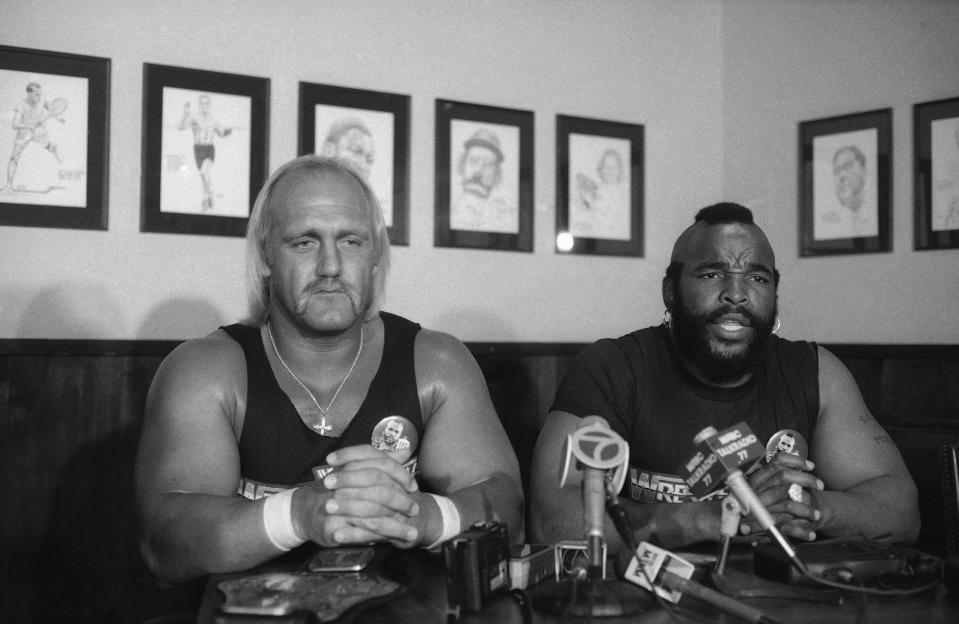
1, 339, 957, 622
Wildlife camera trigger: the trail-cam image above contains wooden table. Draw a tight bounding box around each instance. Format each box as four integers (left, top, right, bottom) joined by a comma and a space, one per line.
196, 544, 959, 624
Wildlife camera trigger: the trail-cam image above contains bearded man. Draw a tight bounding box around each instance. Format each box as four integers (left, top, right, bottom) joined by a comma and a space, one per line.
529, 203, 918, 552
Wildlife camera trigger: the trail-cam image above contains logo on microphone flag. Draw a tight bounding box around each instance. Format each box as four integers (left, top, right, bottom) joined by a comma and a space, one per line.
559, 422, 629, 495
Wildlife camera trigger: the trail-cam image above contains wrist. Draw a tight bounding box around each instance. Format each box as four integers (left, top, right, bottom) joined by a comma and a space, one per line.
262, 488, 307, 551
424, 493, 461, 550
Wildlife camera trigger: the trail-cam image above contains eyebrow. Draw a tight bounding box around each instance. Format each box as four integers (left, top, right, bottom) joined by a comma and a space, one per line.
693, 260, 774, 275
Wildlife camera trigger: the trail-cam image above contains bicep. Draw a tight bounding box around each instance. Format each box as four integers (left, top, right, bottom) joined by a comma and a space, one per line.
811, 347, 910, 492
530, 411, 579, 498
529, 411, 584, 541
136, 342, 242, 499
415, 334, 520, 494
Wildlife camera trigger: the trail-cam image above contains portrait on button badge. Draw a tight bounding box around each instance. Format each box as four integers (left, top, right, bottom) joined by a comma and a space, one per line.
371, 416, 416, 464
764, 429, 807, 464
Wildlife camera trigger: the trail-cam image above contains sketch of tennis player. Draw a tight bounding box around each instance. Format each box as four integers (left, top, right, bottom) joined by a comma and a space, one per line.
178, 93, 234, 211
3, 82, 67, 193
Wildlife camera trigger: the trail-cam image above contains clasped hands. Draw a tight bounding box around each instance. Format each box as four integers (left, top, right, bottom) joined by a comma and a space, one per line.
290, 445, 436, 549
739, 453, 824, 542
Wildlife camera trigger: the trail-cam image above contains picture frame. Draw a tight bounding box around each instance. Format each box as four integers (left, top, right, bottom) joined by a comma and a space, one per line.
434, 99, 534, 252
141, 63, 269, 237
299, 82, 410, 246
555, 114, 644, 256
914, 95, 959, 250
798, 108, 892, 256
0, 45, 110, 230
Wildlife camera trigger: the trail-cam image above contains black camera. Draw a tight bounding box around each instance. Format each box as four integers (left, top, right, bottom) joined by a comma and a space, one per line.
443, 521, 510, 613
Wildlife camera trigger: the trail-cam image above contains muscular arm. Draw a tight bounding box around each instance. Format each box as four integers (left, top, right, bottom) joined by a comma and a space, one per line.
413, 330, 525, 544
135, 333, 277, 583
807, 347, 920, 543
135, 332, 417, 584
529, 410, 721, 552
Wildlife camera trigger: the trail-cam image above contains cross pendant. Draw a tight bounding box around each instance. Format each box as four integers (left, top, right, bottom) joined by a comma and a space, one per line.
312, 416, 332, 436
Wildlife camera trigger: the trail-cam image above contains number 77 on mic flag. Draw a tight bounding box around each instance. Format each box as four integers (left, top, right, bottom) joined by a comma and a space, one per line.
679, 422, 764, 499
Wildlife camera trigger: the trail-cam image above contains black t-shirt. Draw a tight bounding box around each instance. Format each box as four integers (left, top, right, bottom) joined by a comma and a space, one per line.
551, 325, 819, 503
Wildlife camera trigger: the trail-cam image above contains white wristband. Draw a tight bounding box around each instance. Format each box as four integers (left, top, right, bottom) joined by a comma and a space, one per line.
425, 493, 462, 550
262, 488, 306, 551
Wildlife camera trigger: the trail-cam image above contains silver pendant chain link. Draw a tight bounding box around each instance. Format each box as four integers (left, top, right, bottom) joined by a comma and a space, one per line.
266, 322, 364, 435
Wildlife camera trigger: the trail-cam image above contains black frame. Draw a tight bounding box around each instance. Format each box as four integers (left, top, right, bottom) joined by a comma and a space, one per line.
914, 96, 959, 250
555, 114, 644, 256
0, 45, 109, 230
434, 99, 534, 252
798, 108, 892, 256
141, 63, 269, 237
298, 82, 410, 245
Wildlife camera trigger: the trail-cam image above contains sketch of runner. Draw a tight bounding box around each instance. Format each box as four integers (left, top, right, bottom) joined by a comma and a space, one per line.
179, 93, 233, 211
4, 82, 67, 193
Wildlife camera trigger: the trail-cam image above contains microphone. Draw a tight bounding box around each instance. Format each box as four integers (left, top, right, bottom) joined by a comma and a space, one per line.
764, 429, 808, 503
560, 416, 629, 571
532, 417, 649, 618
678, 422, 806, 573
622, 541, 780, 624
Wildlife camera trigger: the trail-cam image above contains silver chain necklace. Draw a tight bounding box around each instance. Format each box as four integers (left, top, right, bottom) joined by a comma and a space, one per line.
266, 322, 364, 436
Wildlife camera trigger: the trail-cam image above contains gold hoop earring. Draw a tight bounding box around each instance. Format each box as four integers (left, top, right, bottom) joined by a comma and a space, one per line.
772, 317, 781, 335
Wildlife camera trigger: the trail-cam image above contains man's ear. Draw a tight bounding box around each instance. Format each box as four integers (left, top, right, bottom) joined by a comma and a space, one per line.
662, 276, 674, 311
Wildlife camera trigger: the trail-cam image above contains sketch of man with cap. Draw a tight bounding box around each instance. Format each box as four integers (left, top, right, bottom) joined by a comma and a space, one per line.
451, 127, 517, 232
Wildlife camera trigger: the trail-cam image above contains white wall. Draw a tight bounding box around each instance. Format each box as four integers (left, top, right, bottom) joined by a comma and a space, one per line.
2, 1, 956, 344
722, 0, 959, 344
0, 0, 723, 341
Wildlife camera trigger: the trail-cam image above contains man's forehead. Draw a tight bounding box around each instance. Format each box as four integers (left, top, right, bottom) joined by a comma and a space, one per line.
675, 222, 775, 269
273, 168, 366, 206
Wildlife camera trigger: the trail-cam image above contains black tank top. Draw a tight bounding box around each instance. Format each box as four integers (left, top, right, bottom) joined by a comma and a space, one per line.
552, 325, 819, 503
222, 312, 423, 498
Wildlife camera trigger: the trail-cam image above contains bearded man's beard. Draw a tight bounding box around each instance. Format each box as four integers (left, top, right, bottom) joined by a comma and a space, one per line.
670, 289, 777, 384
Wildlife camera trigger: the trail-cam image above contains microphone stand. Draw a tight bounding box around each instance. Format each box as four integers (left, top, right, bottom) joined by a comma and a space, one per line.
531, 472, 651, 618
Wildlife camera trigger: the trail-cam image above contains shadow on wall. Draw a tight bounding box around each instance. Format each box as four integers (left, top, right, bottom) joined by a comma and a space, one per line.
431, 309, 542, 493
9, 296, 222, 622
15, 281, 122, 338
137, 297, 229, 340
430, 308, 518, 344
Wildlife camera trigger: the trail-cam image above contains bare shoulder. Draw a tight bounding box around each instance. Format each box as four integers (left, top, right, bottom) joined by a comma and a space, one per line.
148, 328, 247, 419
156, 329, 245, 387
815, 345, 859, 404
413, 327, 475, 369
412, 327, 487, 422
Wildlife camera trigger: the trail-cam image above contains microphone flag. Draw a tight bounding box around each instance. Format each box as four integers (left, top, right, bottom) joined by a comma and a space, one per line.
678, 422, 764, 499
622, 541, 695, 603
559, 418, 629, 496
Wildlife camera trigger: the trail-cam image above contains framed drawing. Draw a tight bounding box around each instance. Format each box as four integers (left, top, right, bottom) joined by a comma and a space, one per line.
0, 45, 109, 230
141, 63, 269, 236
798, 108, 892, 256
434, 99, 534, 252
299, 82, 410, 246
555, 114, 644, 256
914, 96, 959, 250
